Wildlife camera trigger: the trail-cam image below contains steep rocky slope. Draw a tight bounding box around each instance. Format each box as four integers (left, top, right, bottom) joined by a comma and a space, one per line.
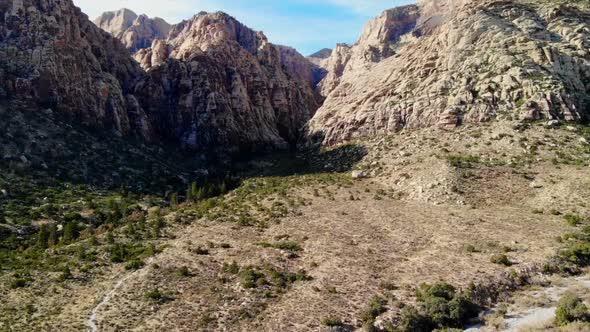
307, 48, 332, 67
132, 12, 322, 151
310, 0, 590, 145
317, 5, 420, 97
94, 9, 171, 53
0, 0, 153, 140
1, 1, 320, 153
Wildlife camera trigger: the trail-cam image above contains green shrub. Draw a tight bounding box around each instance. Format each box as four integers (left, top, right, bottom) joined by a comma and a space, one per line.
321, 316, 344, 327
562, 242, 590, 266
555, 293, 588, 326
145, 288, 169, 303
125, 259, 144, 270
447, 155, 481, 168
240, 267, 266, 289
397, 306, 434, 332
565, 214, 584, 227
415, 282, 480, 329
360, 296, 387, 323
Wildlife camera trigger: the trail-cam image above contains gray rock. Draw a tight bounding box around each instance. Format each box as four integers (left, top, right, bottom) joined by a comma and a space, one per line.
352, 170, 368, 179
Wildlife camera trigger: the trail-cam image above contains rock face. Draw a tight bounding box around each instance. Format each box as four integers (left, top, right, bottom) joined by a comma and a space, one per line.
318, 5, 420, 97
0, 0, 153, 140
307, 48, 332, 66
1, 2, 321, 153
133, 12, 322, 151
309, 0, 590, 145
94, 9, 171, 53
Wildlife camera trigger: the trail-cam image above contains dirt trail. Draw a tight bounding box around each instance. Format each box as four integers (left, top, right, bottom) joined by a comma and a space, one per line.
86, 258, 155, 332
465, 275, 590, 332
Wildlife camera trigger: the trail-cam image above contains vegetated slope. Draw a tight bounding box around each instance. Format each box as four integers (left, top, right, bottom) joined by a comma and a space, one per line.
1, 0, 321, 153
94, 8, 171, 53
309, 0, 590, 145
3, 118, 590, 331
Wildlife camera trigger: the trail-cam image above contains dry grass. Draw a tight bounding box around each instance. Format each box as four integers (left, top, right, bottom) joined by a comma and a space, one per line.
2, 121, 590, 331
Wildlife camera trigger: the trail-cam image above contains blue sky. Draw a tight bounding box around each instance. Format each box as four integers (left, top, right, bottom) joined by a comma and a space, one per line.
74, 0, 415, 55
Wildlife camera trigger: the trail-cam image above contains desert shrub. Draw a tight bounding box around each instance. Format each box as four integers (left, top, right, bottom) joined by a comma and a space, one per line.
561, 242, 590, 266
240, 267, 266, 289
490, 254, 512, 266
145, 288, 172, 303
415, 282, 480, 328
565, 214, 584, 226
125, 259, 144, 270
360, 296, 388, 323
222, 261, 240, 274
555, 293, 589, 326
177, 266, 190, 277
396, 306, 434, 332
447, 155, 480, 168
321, 316, 344, 327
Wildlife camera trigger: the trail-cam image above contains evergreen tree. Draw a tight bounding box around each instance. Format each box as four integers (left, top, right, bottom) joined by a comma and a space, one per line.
62, 221, 79, 244
219, 181, 227, 195
170, 192, 178, 207
36, 224, 50, 249
48, 224, 58, 247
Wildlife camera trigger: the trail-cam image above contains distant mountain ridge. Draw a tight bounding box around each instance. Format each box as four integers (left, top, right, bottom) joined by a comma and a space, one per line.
93, 8, 171, 53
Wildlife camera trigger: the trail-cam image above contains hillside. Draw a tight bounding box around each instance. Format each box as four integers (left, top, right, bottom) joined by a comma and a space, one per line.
1, 0, 590, 331
310, 0, 590, 145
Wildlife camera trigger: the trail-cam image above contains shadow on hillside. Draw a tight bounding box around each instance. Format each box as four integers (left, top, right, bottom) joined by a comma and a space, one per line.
232, 143, 368, 178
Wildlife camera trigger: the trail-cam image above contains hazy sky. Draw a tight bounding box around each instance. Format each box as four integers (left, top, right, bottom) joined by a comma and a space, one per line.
73, 0, 415, 55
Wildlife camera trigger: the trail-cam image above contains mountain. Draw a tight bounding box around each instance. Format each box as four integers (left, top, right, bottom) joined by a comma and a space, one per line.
309, 0, 590, 145
1, 2, 320, 153
0, 0, 153, 140
308, 48, 332, 59
307, 48, 332, 67
94, 9, 172, 53
2, 1, 590, 332
131, 11, 322, 151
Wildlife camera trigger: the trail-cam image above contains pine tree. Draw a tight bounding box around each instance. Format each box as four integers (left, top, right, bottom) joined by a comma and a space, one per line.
48, 224, 58, 247
196, 187, 205, 201
219, 181, 227, 195
37, 224, 50, 249
62, 221, 79, 244
170, 192, 178, 207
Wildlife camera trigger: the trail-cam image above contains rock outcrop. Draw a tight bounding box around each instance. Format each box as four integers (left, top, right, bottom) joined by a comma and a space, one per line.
1, 2, 321, 153
94, 9, 171, 53
317, 5, 420, 97
133, 12, 322, 151
0, 0, 153, 140
309, 0, 590, 145
307, 48, 332, 66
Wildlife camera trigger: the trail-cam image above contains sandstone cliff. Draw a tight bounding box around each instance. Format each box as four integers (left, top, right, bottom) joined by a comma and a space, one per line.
1, 2, 321, 153
310, 0, 590, 145
133, 12, 321, 151
0, 0, 153, 140
94, 9, 171, 53
317, 5, 420, 97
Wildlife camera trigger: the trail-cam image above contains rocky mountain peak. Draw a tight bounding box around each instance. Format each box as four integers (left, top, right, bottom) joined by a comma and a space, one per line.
166, 11, 265, 57
309, 0, 590, 145
93, 8, 138, 35
317, 5, 420, 97
308, 48, 332, 59
94, 9, 171, 53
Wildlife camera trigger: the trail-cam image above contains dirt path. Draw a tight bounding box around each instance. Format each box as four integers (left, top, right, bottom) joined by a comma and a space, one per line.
86, 258, 155, 332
